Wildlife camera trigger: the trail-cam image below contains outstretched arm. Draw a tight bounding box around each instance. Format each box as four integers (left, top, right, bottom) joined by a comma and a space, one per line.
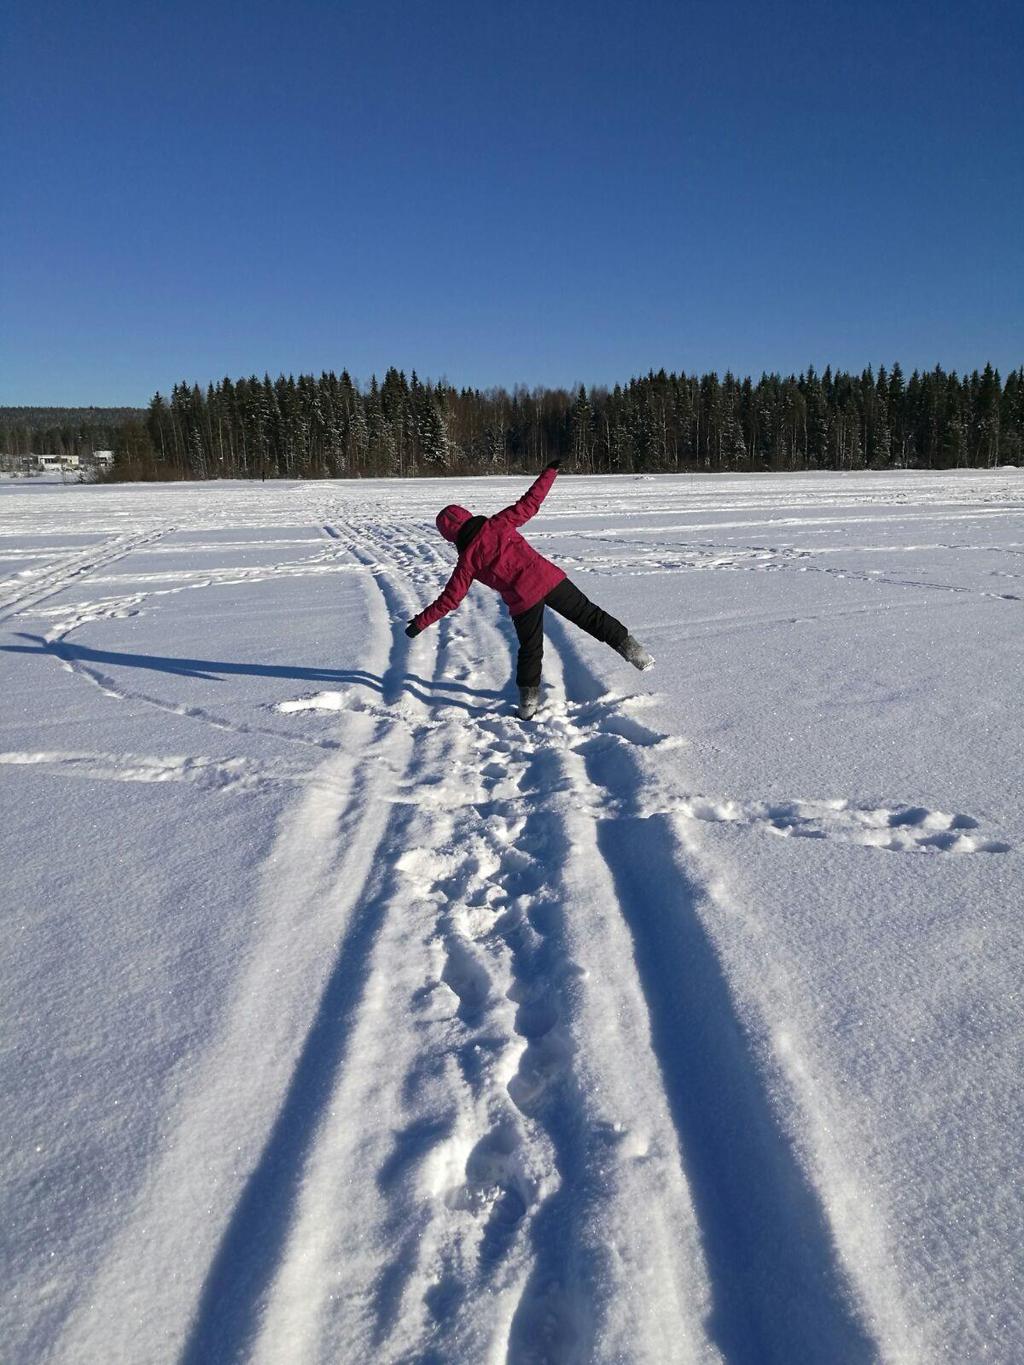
406, 556, 475, 634
491, 462, 559, 531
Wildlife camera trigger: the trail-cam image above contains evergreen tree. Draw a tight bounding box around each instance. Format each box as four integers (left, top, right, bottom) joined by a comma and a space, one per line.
71, 358, 1016, 483
571, 386, 593, 471
976, 363, 1001, 467
414, 378, 450, 468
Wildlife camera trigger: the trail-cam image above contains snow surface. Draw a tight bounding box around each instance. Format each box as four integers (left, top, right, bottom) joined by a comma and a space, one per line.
1, 469, 1022, 1364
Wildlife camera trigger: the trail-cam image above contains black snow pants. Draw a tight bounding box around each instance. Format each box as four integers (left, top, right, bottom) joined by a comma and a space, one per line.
512, 578, 628, 688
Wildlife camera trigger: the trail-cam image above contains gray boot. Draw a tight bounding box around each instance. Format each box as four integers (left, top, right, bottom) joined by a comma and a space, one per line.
616, 634, 655, 671
518, 685, 541, 720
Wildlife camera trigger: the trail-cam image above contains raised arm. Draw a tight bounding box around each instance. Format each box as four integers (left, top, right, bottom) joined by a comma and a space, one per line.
491, 462, 560, 531
407, 556, 475, 633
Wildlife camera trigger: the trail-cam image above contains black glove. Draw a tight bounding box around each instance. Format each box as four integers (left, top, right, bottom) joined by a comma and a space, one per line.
546, 459, 561, 470
405, 620, 422, 638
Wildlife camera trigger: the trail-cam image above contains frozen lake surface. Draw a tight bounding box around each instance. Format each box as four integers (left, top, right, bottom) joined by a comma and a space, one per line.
2, 469, 1022, 1363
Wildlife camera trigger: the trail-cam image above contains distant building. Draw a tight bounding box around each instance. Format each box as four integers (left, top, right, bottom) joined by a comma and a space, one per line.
91, 450, 115, 466
33, 454, 80, 470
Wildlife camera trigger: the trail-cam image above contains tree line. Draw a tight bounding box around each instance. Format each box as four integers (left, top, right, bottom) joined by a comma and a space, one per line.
4, 364, 1022, 480
0, 407, 143, 466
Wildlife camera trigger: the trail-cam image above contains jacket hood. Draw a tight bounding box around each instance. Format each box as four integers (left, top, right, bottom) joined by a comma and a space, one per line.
436, 504, 472, 542
455, 514, 487, 554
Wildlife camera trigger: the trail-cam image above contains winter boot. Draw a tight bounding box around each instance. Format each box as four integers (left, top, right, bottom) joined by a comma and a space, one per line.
518, 685, 541, 720
616, 635, 655, 671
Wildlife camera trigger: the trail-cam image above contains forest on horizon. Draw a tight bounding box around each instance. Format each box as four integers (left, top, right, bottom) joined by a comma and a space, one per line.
2, 361, 1022, 480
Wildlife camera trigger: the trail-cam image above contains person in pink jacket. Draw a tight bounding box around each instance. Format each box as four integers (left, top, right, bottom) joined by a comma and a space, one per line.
405, 461, 654, 718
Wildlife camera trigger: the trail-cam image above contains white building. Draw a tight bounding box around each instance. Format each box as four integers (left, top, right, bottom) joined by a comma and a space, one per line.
33, 454, 80, 471
92, 450, 115, 466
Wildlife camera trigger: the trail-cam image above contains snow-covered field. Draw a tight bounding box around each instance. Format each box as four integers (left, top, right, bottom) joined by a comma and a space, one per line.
2, 470, 1022, 1364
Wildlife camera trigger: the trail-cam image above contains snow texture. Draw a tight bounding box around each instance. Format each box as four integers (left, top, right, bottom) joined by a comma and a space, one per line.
1, 469, 1022, 1364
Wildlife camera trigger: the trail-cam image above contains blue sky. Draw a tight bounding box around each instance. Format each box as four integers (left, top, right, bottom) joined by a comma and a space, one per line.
2, 0, 1022, 405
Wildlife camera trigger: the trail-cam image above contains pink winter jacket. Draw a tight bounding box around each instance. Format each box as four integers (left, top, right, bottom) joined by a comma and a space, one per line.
411, 467, 566, 630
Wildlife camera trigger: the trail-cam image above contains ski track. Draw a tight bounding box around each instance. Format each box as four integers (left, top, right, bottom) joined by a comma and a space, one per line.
552, 530, 1024, 604
0, 525, 171, 623
8, 483, 1014, 1363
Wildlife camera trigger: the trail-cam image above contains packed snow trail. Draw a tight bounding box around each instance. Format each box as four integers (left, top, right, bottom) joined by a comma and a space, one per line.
177, 510, 874, 1365
2, 472, 1021, 1363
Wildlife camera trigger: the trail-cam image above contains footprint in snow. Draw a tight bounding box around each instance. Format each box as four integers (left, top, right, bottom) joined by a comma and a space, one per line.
441, 939, 493, 1022
684, 795, 1011, 854
507, 1023, 573, 1115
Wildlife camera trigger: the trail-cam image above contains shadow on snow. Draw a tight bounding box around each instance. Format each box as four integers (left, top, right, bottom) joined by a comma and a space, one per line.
594, 817, 876, 1365
178, 809, 412, 1364
2, 634, 508, 714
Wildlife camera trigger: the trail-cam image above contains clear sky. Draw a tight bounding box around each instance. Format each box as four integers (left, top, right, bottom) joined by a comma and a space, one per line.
2, 0, 1022, 405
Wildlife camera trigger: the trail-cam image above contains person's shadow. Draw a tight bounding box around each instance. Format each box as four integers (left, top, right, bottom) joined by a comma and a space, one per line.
2, 634, 509, 716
